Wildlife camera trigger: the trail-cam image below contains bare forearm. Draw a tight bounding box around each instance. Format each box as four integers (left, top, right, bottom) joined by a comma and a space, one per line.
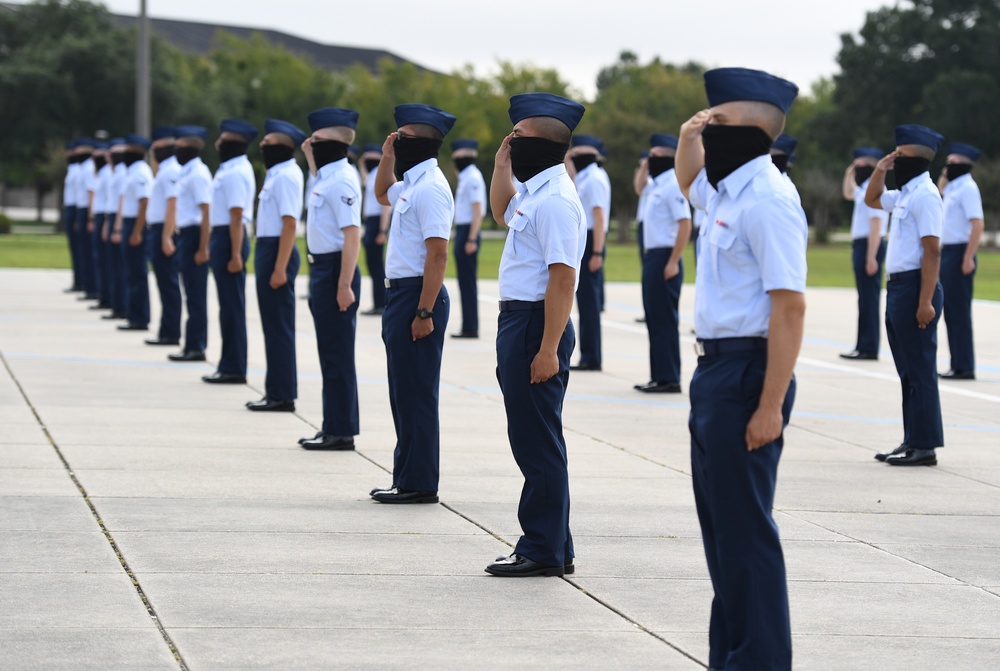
274, 216, 297, 272
864, 170, 887, 209
965, 219, 984, 262
675, 137, 704, 197
867, 219, 881, 262
163, 199, 177, 239
670, 220, 692, 264
418, 239, 448, 308
135, 200, 148, 230
198, 205, 210, 251
229, 208, 243, 259
591, 214, 606, 254
920, 238, 940, 305
541, 268, 575, 355
469, 202, 483, 238
375, 157, 396, 205
761, 293, 805, 411
339, 228, 361, 286
842, 172, 855, 201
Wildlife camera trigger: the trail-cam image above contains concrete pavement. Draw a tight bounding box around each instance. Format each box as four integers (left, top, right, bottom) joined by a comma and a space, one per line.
1, 267, 998, 670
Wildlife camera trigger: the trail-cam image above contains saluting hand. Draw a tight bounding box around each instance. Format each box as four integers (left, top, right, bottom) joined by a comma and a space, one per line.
382, 132, 397, 160
680, 109, 711, 140
875, 150, 897, 173
495, 132, 513, 170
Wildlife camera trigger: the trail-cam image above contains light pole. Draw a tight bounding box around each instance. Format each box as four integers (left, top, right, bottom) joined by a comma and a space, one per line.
136, 0, 151, 135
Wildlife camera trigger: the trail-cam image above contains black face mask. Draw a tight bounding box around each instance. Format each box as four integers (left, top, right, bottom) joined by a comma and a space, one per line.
72, 153, 89, 164
854, 165, 875, 186
153, 145, 175, 163
122, 151, 145, 167
364, 158, 380, 172
93, 155, 107, 170
945, 163, 972, 181
701, 125, 773, 189
312, 140, 349, 170
175, 146, 200, 166
393, 136, 442, 180
647, 155, 675, 178
110, 152, 126, 166
261, 144, 295, 169
508, 136, 570, 183
892, 156, 930, 188
771, 154, 789, 173
571, 154, 598, 173
454, 157, 476, 172
218, 140, 248, 163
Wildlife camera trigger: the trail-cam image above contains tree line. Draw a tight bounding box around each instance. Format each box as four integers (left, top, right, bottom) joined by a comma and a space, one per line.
2, 0, 998, 241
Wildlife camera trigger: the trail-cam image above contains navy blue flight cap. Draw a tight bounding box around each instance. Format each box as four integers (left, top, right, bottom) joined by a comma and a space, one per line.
947, 142, 982, 162
895, 124, 944, 152
394, 103, 456, 137
75, 137, 96, 148
571, 134, 602, 149
704, 67, 798, 114
508, 92, 585, 131
451, 139, 478, 151
853, 146, 883, 160
306, 107, 359, 132
93, 140, 109, 150
175, 125, 208, 141
125, 133, 152, 150
650, 133, 678, 149
265, 119, 307, 147
772, 134, 798, 154
108, 137, 126, 148
151, 126, 178, 141
362, 143, 382, 154
220, 118, 258, 142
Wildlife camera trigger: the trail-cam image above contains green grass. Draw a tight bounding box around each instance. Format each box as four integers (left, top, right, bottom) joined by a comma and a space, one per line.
2, 233, 998, 301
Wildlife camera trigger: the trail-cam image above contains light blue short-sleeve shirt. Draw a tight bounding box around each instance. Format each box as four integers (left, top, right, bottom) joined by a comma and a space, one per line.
174, 158, 213, 229
941, 173, 984, 245
384, 158, 454, 279
642, 169, 691, 250
147, 156, 180, 224
881, 173, 943, 273
305, 158, 361, 254
454, 164, 487, 225
850, 179, 889, 239
498, 164, 587, 302
210, 156, 256, 227
573, 163, 610, 232
688, 155, 808, 339
256, 159, 304, 238
94, 164, 115, 214
121, 161, 154, 218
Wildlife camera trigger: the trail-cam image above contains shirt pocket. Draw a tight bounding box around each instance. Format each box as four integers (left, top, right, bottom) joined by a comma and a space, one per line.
308, 192, 325, 219
393, 197, 412, 237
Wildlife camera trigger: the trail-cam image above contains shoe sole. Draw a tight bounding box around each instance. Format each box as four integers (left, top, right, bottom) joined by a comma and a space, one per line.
246, 406, 296, 412
372, 495, 439, 504
485, 565, 565, 577
301, 443, 355, 451
887, 459, 937, 467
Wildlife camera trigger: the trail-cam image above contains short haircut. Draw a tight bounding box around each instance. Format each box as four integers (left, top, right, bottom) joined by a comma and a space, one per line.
409, 123, 444, 141
270, 132, 296, 148
319, 126, 356, 144
739, 101, 786, 139
911, 145, 936, 160
529, 116, 572, 143
178, 137, 205, 150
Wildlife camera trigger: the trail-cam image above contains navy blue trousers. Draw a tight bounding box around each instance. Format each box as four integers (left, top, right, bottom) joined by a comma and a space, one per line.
176, 227, 209, 354
641, 248, 683, 383
121, 218, 150, 327
851, 237, 887, 354
209, 227, 250, 376
362, 215, 386, 309
575, 230, 602, 366
64, 206, 81, 289
940, 244, 976, 372
148, 223, 182, 341
689, 347, 794, 671
382, 281, 449, 492
93, 213, 110, 304
76, 207, 96, 295
309, 252, 361, 436
636, 221, 645, 260
106, 214, 127, 314
886, 271, 944, 449
452, 224, 480, 334
496, 306, 575, 567
255, 238, 299, 402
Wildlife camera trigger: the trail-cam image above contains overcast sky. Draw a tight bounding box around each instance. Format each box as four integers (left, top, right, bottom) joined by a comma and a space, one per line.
45, 0, 894, 98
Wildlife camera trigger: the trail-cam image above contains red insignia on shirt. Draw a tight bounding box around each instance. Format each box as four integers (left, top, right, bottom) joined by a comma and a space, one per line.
715, 219, 729, 228
515, 210, 523, 216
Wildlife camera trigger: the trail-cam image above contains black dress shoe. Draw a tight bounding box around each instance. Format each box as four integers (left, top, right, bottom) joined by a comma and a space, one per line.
840, 351, 878, 361
634, 317, 646, 323
493, 554, 575, 575
633, 380, 682, 394
168, 350, 206, 362
939, 369, 975, 380
570, 362, 602, 371
77, 293, 99, 301
370, 487, 438, 504
875, 444, 908, 462
64, 286, 84, 293
117, 323, 148, 331
886, 448, 937, 466
101, 312, 128, 320
88, 302, 112, 310
485, 553, 565, 577
450, 332, 479, 339
300, 433, 355, 450
145, 337, 180, 346
361, 307, 385, 316
246, 397, 295, 412
201, 372, 247, 384
370, 484, 396, 496
298, 431, 323, 446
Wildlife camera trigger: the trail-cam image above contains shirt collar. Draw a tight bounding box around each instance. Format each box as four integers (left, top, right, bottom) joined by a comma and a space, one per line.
652, 168, 676, 186
901, 171, 933, 193
220, 155, 249, 169
317, 157, 347, 180
159, 156, 178, 169
402, 157, 438, 184
266, 158, 297, 175
947, 172, 973, 188
523, 163, 567, 195
717, 154, 771, 198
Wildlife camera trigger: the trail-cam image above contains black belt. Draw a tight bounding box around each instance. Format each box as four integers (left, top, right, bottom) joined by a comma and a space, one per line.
307, 251, 341, 264
695, 337, 767, 357
499, 300, 544, 312
385, 276, 423, 288
887, 269, 921, 282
